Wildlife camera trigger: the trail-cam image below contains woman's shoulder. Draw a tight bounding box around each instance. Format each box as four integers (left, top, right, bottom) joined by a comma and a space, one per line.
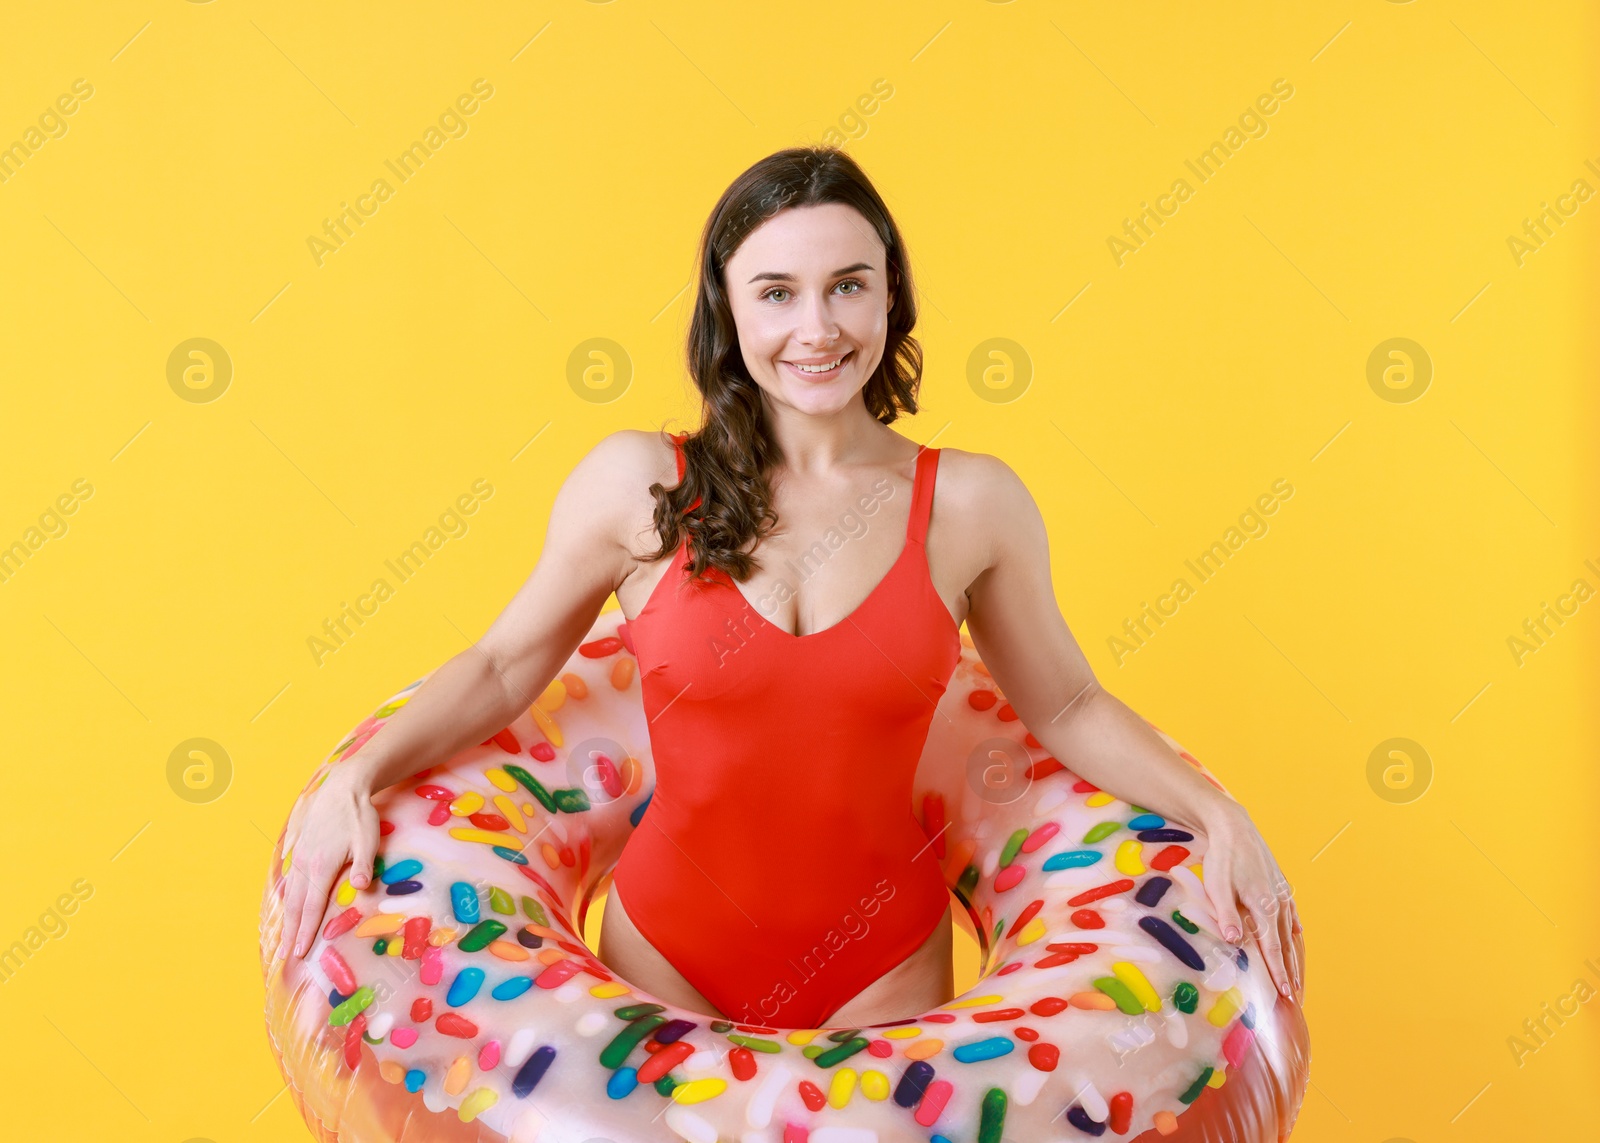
928, 444, 1033, 515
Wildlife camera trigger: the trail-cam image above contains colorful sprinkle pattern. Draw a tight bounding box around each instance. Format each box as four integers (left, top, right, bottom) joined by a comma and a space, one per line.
261, 611, 1296, 1141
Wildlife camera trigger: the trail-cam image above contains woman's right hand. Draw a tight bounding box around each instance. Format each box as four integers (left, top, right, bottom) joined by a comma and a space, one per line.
277, 764, 381, 961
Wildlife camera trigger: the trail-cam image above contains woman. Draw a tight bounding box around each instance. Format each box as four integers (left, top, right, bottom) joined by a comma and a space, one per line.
278, 147, 1302, 1029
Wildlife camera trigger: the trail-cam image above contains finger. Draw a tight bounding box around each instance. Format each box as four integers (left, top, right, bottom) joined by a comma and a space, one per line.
292, 859, 335, 959
349, 807, 380, 892
278, 850, 306, 959
1277, 893, 1298, 1000
1202, 857, 1245, 945
1248, 900, 1290, 1001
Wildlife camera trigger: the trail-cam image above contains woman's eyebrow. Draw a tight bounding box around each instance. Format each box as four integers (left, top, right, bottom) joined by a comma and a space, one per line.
746, 262, 875, 284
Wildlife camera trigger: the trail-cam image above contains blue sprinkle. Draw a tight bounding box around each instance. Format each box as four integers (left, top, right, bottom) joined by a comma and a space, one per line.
451, 882, 480, 924
629, 791, 653, 828
1236, 947, 1250, 972
379, 858, 423, 885
1242, 1001, 1258, 1030
1135, 876, 1172, 907
328, 987, 349, 1007
512, 1044, 558, 1098
385, 879, 423, 896
931, 1137, 955, 1143
1138, 915, 1206, 970
492, 845, 530, 865
606, 1065, 639, 1099
492, 975, 534, 1001
1128, 813, 1166, 830
1042, 849, 1103, 872
891, 1060, 933, 1107
1137, 828, 1194, 843
1067, 1104, 1107, 1135
447, 967, 486, 1006
404, 1068, 425, 1093
951, 1036, 1014, 1063
654, 1018, 697, 1044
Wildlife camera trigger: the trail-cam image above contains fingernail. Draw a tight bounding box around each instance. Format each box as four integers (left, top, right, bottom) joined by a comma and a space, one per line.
352, 875, 367, 888
1225, 926, 1241, 942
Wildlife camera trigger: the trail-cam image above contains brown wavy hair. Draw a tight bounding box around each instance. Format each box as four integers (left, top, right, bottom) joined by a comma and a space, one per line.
647, 146, 924, 584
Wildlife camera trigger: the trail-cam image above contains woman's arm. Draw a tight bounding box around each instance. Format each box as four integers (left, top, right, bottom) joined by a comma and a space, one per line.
278, 430, 660, 959
957, 453, 1302, 1002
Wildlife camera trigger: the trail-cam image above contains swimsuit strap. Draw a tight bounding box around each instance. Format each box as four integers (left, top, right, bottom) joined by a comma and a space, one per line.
671, 432, 687, 482
906, 445, 941, 546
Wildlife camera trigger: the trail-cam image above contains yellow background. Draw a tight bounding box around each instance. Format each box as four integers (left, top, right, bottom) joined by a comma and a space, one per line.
2, 2, 1595, 1140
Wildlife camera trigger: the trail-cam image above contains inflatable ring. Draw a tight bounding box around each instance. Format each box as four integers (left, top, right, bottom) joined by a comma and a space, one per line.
260, 610, 1309, 1142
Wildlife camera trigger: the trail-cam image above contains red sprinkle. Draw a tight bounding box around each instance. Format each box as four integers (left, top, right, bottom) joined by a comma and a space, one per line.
427, 802, 452, 827
1014, 1026, 1039, 1041
1109, 1091, 1134, 1133
1034, 952, 1081, 968
402, 917, 430, 959
1019, 822, 1060, 853
1072, 779, 1100, 794
636, 1040, 693, 1083
378, 820, 395, 836
491, 728, 520, 754
1028, 1042, 1059, 1071
468, 812, 510, 831
411, 997, 432, 1023
1071, 909, 1105, 929
1150, 845, 1191, 871
530, 742, 556, 762
1005, 899, 1045, 939
996, 961, 1024, 976
535, 960, 581, 989
797, 1079, 827, 1111
579, 636, 624, 658
321, 907, 362, 940
1026, 758, 1066, 780
435, 1012, 477, 1038
1067, 878, 1136, 907
729, 1046, 756, 1080
867, 1039, 893, 1057
414, 784, 455, 801
1048, 942, 1099, 954
997, 703, 1019, 722
967, 690, 998, 711
973, 1007, 1025, 1023
343, 1013, 365, 1069
1029, 997, 1070, 1017
923, 1013, 957, 1023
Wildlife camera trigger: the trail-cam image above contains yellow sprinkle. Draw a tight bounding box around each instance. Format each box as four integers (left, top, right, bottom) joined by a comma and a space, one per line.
458, 1085, 498, 1121
945, 994, 1003, 1009
1085, 791, 1115, 807
860, 1069, 890, 1100
430, 926, 458, 946
610, 658, 635, 690
670, 1077, 727, 1104
354, 913, 405, 937
1114, 839, 1145, 876
485, 768, 518, 792
1113, 961, 1161, 1012
882, 1027, 920, 1040
535, 677, 567, 712
1153, 1110, 1179, 1135
590, 981, 632, 999
561, 671, 588, 699
1190, 862, 1205, 882
336, 880, 356, 907
622, 756, 643, 795
1207, 986, 1244, 1027
1017, 917, 1047, 946
904, 1038, 944, 1061
522, 802, 537, 817
387, 936, 404, 956
449, 791, 485, 816
827, 1067, 857, 1108
1208, 1066, 1227, 1088
494, 794, 526, 833
448, 827, 524, 849
529, 704, 562, 748
443, 1055, 471, 1096
488, 940, 530, 961
379, 1059, 406, 1084
540, 842, 561, 871
786, 1029, 819, 1045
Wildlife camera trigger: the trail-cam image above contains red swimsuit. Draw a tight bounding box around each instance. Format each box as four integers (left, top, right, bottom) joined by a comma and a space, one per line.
611, 433, 961, 1028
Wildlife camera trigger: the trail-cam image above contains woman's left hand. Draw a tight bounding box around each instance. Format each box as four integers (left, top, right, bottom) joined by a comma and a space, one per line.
1197, 803, 1302, 1004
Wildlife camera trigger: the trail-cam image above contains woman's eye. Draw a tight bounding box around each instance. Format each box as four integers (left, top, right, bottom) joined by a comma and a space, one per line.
761, 280, 865, 303
837, 279, 863, 295
763, 287, 790, 303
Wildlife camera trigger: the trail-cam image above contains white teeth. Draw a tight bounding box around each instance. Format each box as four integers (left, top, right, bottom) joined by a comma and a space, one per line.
792, 355, 845, 373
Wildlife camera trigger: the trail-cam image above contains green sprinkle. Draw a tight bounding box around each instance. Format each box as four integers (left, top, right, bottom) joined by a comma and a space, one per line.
1179, 1066, 1214, 1104
372, 855, 386, 879
371, 938, 387, 955
710, 1020, 734, 1033
488, 887, 514, 915
1093, 976, 1146, 1016
504, 765, 557, 813
653, 1073, 676, 1096
801, 1045, 823, 1059
1173, 981, 1199, 1014
521, 896, 548, 925
957, 864, 979, 897
552, 787, 591, 813
1082, 821, 1119, 844
998, 827, 1028, 867
600, 1014, 668, 1069
1171, 909, 1200, 934
813, 1037, 869, 1068
826, 1028, 861, 1042
725, 1034, 780, 1053
457, 920, 507, 952
328, 985, 374, 1026
614, 1003, 665, 1020
978, 1086, 1008, 1143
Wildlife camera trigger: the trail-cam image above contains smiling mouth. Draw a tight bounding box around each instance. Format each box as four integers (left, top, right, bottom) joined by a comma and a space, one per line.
784, 351, 852, 378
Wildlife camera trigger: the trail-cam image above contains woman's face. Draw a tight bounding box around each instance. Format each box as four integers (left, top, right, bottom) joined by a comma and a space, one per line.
722, 202, 895, 419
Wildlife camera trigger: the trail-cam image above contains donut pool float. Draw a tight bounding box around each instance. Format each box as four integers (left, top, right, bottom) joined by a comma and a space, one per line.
260, 610, 1309, 1142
